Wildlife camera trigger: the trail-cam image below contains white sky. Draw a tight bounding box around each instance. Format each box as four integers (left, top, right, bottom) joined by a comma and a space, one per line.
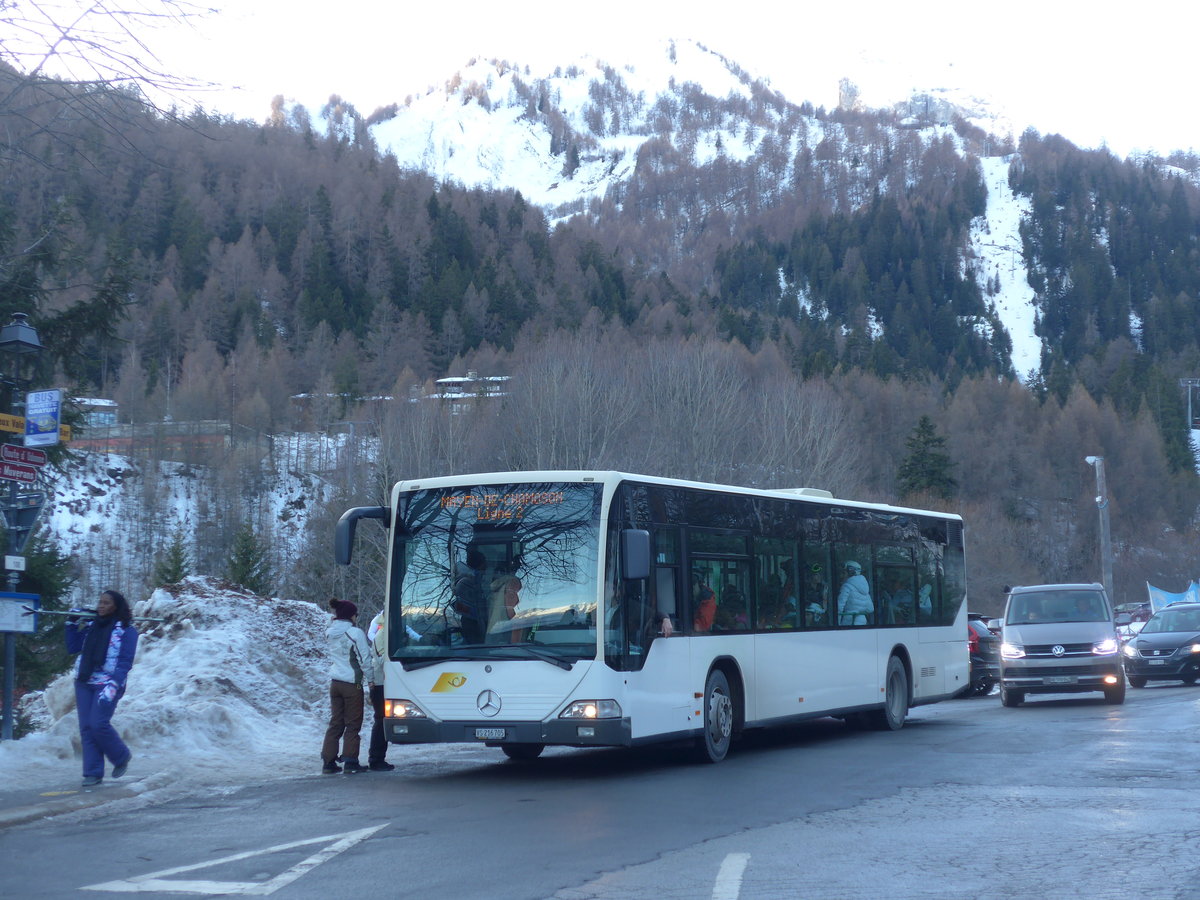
150, 0, 1200, 158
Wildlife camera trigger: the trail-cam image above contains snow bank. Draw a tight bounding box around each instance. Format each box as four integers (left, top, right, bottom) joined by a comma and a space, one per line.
2, 577, 330, 789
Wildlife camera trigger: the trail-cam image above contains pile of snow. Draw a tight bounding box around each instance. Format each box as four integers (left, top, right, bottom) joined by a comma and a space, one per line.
2, 577, 331, 790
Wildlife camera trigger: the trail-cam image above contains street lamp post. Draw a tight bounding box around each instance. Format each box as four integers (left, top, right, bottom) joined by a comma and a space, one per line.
0, 312, 43, 741
1085, 456, 1115, 603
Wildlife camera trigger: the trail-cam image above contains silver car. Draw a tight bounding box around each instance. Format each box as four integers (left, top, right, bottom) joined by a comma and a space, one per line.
999, 583, 1128, 706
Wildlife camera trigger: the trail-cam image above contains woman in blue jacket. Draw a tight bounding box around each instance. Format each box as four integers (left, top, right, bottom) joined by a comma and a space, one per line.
65, 590, 138, 787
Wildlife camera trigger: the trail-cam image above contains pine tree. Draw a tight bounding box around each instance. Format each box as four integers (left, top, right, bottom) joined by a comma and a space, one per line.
897, 415, 958, 500
224, 523, 273, 596
152, 528, 191, 587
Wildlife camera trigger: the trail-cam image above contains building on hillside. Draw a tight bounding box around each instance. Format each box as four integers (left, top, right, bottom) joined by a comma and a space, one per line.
426, 371, 510, 414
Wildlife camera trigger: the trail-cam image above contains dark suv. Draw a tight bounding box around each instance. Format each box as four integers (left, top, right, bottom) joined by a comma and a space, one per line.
999, 583, 1129, 706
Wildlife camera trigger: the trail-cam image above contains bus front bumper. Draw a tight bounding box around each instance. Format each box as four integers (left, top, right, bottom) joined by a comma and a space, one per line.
386, 716, 632, 748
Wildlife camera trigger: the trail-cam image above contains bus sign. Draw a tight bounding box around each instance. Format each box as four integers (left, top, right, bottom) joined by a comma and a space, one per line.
0, 444, 46, 467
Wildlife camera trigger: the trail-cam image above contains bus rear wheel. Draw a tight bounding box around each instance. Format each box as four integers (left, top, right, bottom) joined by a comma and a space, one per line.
696, 669, 734, 763
500, 743, 544, 761
868, 655, 909, 731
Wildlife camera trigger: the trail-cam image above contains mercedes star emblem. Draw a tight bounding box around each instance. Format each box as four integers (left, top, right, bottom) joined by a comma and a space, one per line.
477, 689, 502, 717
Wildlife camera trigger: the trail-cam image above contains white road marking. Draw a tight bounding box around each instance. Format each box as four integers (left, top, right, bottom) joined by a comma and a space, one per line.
712, 852, 750, 900
82, 824, 386, 895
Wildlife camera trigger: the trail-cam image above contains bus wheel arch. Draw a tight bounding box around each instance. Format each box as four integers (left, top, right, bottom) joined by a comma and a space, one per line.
695, 659, 742, 763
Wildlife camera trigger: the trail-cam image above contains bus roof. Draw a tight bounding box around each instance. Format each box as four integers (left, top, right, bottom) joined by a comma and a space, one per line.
391, 470, 962, 523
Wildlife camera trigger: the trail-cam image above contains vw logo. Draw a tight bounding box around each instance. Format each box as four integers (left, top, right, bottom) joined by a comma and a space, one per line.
477, 689, 502, 717
1052, 645, 1066, 657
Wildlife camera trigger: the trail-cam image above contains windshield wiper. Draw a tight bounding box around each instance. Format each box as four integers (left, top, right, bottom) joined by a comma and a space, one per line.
401, 644, 574, 671
485, 644, 575, 670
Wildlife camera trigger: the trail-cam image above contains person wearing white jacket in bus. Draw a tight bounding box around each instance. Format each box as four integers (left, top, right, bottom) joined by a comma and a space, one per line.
837, 561, 874, 625
320, 599, 374, 774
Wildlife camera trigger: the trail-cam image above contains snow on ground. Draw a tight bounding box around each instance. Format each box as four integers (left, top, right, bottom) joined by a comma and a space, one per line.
1, 577, 331, 792
970, 154, 1041, 380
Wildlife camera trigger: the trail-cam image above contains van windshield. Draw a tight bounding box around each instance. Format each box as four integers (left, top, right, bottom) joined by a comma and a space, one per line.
1006, 590, 1108, 625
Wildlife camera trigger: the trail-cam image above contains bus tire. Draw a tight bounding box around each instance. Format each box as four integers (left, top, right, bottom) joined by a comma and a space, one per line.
696, 668, 734, 763
501, 743, 544, 761
868, 655, 909, 731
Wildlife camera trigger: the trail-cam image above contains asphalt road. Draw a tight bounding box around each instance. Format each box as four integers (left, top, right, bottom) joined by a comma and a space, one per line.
4, 683, 1200, 899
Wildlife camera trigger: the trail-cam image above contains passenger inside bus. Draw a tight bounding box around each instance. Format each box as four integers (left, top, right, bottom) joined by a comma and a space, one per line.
452, 547, 489, 643
803, 568, 828, 625
882, 571, 915, 624
714, 585, 750, 630
692, 571, 717, 632
488, 557, 523, 642
837, 561, 873, 625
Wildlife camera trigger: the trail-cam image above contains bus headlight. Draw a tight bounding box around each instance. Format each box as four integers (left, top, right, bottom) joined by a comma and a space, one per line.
1000, 642, 1025, 659
560, 699, 621, 719
384, 699, 427, 718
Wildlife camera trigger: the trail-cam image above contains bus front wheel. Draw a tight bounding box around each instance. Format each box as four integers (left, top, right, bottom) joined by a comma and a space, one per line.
868, 656, 909, 731
696, 669, 734, 763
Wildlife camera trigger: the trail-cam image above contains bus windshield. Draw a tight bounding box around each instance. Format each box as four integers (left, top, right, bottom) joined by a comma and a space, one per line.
387, 482, 603, 665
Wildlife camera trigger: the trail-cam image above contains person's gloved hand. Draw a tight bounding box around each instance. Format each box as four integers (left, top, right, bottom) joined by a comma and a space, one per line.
99, 681, 118, 703
66, 607, 87, 625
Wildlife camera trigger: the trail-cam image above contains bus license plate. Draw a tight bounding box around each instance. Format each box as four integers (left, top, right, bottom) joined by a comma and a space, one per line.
475, 728, 506, 740
1045, 676, 1075, 684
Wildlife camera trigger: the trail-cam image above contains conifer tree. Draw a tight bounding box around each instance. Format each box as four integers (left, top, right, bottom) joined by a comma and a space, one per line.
224, 523, 273, 596
152, 528, 191, 587
897, 415, 958, 501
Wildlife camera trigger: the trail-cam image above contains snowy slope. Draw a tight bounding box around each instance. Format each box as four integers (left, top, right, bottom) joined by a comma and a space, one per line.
969, 155, 1041, 379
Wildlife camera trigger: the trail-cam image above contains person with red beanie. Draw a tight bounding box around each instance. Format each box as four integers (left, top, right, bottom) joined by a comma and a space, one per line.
320, 598, 374, 774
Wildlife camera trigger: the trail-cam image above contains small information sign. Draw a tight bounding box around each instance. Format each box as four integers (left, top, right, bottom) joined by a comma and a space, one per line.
0, 593, 39, 634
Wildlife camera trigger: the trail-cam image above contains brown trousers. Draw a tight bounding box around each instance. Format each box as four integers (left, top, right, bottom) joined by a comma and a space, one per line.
321, 679, 365, 764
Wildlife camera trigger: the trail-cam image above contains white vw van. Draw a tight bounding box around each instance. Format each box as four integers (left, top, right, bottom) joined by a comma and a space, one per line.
999, 583, 1129, 706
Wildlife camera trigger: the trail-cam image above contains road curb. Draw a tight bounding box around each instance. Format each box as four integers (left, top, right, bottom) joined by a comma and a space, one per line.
0, 770, 175, 831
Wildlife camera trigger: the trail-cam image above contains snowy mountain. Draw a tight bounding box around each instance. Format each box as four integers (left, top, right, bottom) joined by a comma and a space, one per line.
329, 39, 1039, 376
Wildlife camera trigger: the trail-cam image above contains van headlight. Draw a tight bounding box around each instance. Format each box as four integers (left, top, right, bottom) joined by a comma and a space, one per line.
560, 700, 621, 719
1000, 642, 1025, 659
1092, 638, 1119, 655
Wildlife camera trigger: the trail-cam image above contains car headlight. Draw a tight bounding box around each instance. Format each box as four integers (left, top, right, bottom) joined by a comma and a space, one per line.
1122, 643, 1138, 658
1000, 642, 1025, 659
560, 699, 621, 719
1092, 638, 1119, 655
1188, 644, 1200, 655
384, 699, 427, 718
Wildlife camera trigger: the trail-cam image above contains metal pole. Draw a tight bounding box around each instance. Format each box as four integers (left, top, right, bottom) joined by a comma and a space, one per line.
1086, 456, 1115, 603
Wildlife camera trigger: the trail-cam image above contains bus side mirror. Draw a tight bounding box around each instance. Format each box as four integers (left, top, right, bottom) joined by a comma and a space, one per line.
621, 529, 651, 581
335, 506, 390, 565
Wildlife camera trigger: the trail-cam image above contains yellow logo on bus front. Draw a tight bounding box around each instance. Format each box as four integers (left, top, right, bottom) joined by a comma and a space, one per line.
431, 672, 467, 692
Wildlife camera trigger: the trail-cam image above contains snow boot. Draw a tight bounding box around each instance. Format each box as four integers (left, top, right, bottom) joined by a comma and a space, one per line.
322, 761, 341, 774
112, 755, 131, 778
369, 761, 395, 771
343, 760, 368, 774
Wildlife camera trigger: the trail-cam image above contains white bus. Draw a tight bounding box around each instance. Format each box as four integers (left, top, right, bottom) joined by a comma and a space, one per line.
336, 471, 967, 763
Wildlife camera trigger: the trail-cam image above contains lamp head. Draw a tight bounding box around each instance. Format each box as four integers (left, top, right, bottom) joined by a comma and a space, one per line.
1085, 456, 1101, 466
